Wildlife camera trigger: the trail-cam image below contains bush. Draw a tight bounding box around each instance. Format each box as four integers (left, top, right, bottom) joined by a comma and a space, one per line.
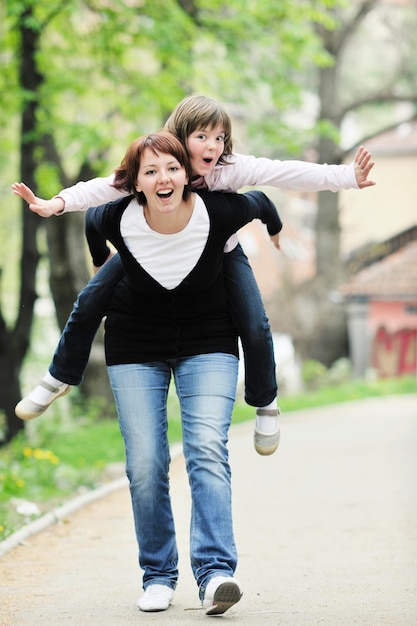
327, 358, 353, 386
301, 359, 328, 390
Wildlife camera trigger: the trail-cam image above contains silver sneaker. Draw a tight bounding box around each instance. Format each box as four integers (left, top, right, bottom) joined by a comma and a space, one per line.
254, 408, 281, 455
15, 380, 71, 420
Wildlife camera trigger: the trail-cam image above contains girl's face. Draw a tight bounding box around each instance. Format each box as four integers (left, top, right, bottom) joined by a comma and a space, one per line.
136, 148, 188, 215
186, 124, 225, 178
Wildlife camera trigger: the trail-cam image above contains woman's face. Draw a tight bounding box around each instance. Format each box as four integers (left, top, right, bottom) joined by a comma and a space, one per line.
186, 123, 225, 178
136, 148, 188, 215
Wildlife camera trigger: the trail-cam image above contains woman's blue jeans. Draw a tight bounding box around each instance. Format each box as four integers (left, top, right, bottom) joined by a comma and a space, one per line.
107, 353, 239, 594
50, 192, 277, 405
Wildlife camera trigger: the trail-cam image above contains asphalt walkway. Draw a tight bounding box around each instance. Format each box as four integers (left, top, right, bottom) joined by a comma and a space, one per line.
1, 395, 416, 625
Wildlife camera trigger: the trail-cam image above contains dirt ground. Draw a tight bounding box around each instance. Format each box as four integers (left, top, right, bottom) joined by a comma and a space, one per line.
1, 395, 417, 625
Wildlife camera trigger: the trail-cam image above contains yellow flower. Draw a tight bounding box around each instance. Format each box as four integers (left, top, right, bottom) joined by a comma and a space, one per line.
32, 448, 59, 464
15, 479, 25, 488
23, 447, 33, 458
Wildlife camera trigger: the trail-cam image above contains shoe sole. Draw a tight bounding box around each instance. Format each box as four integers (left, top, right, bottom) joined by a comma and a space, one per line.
138, 601, 172, 612
15, 386, 71, 420
205, 581, 242, 615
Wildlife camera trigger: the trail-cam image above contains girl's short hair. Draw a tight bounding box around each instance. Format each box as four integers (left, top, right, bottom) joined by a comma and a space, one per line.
113, 131, 192, 205
164, 94, 234, 164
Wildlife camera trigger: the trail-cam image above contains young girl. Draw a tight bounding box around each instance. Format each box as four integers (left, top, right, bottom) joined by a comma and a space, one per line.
13, 94, 375, 457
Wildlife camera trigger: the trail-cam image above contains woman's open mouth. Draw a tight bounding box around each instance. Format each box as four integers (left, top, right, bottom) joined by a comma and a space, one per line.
157, 190, 174, 199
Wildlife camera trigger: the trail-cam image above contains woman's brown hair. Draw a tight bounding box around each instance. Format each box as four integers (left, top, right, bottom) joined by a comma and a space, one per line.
113, 131, 192, 205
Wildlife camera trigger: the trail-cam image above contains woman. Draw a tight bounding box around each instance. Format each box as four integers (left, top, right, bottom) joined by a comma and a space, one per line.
83, 131, 282, 614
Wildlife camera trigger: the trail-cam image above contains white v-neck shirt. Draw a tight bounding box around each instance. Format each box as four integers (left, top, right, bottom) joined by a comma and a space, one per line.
120, 195, 210, 290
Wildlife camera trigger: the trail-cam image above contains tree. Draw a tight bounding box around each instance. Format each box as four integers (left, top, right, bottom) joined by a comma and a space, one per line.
1, 1, 149, 441
269, 0, 417, 365
0, 5, 44, 442
1, 0, 342, 442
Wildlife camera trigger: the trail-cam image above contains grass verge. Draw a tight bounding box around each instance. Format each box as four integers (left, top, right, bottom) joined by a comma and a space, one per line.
0, 375, 415, 542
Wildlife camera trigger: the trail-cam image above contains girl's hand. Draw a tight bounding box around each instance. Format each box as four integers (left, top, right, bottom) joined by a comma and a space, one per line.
12, 182, 64, 217
270, 233, 281, 250
93, 249, 116, 275
353, 146, 376, 189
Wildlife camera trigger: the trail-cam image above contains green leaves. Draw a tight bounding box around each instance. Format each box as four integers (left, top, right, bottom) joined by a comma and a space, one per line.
3, 0, 344, 189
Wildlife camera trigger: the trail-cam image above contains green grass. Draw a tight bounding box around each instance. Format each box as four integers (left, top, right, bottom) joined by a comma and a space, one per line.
232, 374, 416, 420
278, 375, 416, 412
0, 375, 415, 542
0, 413, 126, 540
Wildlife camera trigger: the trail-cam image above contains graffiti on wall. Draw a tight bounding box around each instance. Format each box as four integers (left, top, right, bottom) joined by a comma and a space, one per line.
372, 326, 417, 377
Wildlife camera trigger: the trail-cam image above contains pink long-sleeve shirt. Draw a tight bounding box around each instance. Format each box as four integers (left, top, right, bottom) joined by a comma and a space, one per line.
57, 152, 357, 252
57, 152, 358, 213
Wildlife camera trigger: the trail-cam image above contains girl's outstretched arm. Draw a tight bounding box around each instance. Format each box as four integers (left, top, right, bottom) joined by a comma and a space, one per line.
12, 182, 64, 217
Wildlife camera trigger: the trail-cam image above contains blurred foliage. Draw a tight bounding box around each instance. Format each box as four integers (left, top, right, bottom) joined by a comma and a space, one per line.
2, 0, 416, 279
302, 358, 329, 390
1, 0, 417, 440
1, 0, 345, 310
1, 0, 343, 190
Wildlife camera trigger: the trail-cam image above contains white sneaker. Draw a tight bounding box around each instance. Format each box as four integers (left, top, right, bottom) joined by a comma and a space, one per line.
137, 584, 174, 612
15, 380, 71, 420
202, 576, 242, 615
254, 408, 281, 456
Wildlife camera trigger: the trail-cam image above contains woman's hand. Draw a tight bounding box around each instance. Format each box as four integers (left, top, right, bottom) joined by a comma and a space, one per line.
353, 146, 376, 189
12, 182, 64, 217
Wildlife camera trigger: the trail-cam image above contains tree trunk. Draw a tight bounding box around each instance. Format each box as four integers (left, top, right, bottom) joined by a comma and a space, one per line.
0, 6, 113, 444
283, 35, 347, 366
269, 50, 349, 367
0, 7, 45, 444
46, 213, 90, 329
0, 309, 22, 442
39, 128, 115, 408
46, 212, 115, 410
300, 2, 381, 366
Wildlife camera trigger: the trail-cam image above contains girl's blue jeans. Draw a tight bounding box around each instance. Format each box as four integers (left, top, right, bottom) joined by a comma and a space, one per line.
50, 196, 277, 406
107, 353, 238, 594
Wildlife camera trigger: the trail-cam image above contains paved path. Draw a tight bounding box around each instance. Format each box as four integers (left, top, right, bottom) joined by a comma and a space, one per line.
1, 395, 417, 625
